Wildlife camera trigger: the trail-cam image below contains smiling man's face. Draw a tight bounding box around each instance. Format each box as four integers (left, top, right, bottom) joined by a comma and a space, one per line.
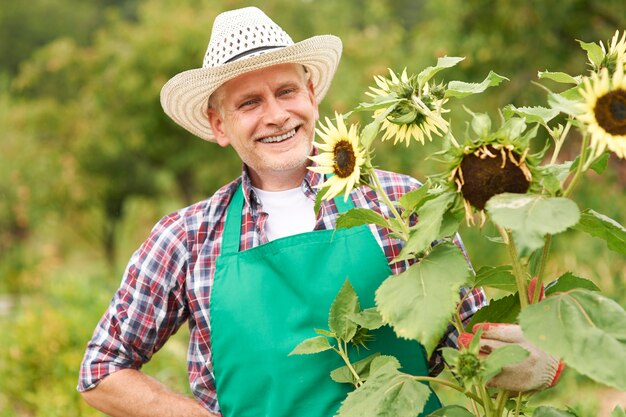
207, 63, 319, 190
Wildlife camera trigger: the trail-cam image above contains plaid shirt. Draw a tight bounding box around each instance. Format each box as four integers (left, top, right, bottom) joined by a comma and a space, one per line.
78, 166, 486, 413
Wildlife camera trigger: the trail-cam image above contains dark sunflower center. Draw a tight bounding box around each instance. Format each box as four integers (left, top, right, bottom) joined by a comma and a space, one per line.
333, 140, 356, 178
595, 89, 626, 135
458, 145, 531, 210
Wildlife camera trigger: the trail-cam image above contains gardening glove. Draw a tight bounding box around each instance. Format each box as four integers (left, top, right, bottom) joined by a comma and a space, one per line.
458, 323, 564, 392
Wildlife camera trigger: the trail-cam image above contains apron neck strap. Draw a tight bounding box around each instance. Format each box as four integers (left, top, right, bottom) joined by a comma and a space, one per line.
221, 183, 356, 255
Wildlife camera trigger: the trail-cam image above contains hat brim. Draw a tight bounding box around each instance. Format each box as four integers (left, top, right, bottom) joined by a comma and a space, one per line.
160, 35, 342, 142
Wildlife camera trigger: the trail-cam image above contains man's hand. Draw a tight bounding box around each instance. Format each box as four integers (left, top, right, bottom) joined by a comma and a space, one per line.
458, 323, 564, 392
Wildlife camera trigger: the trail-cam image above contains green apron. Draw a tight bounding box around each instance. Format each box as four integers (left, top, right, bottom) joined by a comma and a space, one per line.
210, 185, 441, 417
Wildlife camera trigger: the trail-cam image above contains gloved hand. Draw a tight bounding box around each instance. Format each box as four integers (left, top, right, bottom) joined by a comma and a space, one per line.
458, 323, 564, 392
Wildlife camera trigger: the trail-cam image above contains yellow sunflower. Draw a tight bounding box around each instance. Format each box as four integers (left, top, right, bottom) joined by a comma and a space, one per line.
308, 113, 367, 201
367, 69, 449, 146
577, 65, 626, 159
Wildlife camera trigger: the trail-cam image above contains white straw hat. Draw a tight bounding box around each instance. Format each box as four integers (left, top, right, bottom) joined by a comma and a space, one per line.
160, 7, 342, 142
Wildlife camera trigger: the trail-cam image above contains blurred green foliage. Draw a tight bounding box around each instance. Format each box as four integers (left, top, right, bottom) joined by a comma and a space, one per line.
1, 0, 625, 415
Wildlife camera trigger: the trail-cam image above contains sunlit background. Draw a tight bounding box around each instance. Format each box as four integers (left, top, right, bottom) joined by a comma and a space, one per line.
1, 0, 625, 415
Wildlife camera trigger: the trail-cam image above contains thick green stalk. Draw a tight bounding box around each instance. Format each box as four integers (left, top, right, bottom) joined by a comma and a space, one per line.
334, 340, 363, 388
369, 169, 410, 241
411, 376, 484, 405
494, 389, 509, 416
500, 227, 528, 309
563, 132, 589, 198
532, 234, 552, 304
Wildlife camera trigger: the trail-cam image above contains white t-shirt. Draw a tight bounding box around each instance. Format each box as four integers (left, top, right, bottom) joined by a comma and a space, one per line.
251, 186, 316, 241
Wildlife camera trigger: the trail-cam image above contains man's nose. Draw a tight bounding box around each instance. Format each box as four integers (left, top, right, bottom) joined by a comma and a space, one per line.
264, 97, 290, 126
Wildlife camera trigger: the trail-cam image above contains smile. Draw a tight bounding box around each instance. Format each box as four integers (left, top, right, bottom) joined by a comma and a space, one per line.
258, 129, 297, 144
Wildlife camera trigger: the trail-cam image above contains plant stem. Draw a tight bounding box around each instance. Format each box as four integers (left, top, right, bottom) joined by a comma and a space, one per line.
411, 376, 484, 405
532, 234, 552, 304
514, 392, 523, 417
494, 389, 509, 416
336, 340, 363, 387
369, 169, 410, 240
563, 132, 589, 198
499, 227, 528, 309
549, 120, 571, 165
479, 383, 495, 417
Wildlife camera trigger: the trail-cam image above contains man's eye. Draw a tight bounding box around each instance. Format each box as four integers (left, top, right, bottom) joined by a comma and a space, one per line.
279, 88, 295, 96
239, 100, 257, 109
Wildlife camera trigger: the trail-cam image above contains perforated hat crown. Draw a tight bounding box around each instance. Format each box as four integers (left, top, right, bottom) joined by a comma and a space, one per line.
160, 7, 342, 142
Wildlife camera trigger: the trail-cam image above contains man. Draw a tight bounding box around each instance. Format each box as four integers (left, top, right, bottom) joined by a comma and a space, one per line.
78, 7, 559, 417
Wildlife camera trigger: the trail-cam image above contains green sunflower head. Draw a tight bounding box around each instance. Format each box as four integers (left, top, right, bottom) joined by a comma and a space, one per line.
436, 111, 541, 224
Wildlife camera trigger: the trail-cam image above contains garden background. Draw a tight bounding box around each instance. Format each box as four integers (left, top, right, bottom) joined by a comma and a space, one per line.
1, 0, 625, 415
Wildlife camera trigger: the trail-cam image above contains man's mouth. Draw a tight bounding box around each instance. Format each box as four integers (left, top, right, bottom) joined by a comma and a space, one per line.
257, 128, 297, 144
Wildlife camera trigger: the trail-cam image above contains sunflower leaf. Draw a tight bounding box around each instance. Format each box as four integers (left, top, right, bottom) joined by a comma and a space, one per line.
470, 265, 518, 293
337, 208, 393, 230
445, 71, 508, 98
486, 193, 580, 256
289, 336, 333, 356
466, 293, 521, 331
329, 279, 361, 342
519, 289, 626, 390
547, 91, 584, 116
398, 184, 434, 214
532, 406, 579, 417
394, 191, 456, 262
417, 56, 465, 87
503, 104, 560, 125
537, 71, 582, 85
572, 209, 626, 255
545, 272, 601, 295
376, 243, 470, 356
480, 345, 529, 382
330, 352, 381, 385
577, 40, 605, 68
348, 307, 384, 330
335, 361, 432, 417
428, 405, 476, 417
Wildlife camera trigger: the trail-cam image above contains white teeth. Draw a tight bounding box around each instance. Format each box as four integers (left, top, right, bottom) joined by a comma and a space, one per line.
259, 129, 296, 143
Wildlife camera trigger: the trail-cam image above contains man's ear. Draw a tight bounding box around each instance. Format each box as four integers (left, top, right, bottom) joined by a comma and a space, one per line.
207, 107, 230, 147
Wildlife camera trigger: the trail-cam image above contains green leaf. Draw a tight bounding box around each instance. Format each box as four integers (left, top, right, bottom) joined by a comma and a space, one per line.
537, 71, 582, 85
466, 294, 521, 331
369, 355, 402, 375
398, 185, 432, 214
572, 209, 626, 255
470, 111, 492, 137
349, 307, 384, 330
336, 361, 432, 417
547, 91, 584, 116
471, 265, 518, 293
441, 347, 460, 364
486, 193, 580, 256
611, 406, 626, 417
503, 104, 560, 125
329, 279, 360, 342
289, 336, 333, 355
427, 405, 475, 417
545, 272, 600, 296
330, 353, 381, 385
377, 243, 471, 355
445, 71, 508, 98
480, 345, 529, 381
537, 163, 572, 195
395, 191, 456, 262
314, 328, 335, 337
417, 56, 465, 87
337, 208, 392, 230
577, 40, 605, 68
533, 406, 578, 417
354, 97, 401, 112
314, 186, 330, 214
519, 289, 626, 390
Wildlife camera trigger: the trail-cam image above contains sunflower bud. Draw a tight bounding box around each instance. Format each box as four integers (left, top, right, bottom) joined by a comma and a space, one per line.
387, 102, 419, 125
457, 351, 482, 379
